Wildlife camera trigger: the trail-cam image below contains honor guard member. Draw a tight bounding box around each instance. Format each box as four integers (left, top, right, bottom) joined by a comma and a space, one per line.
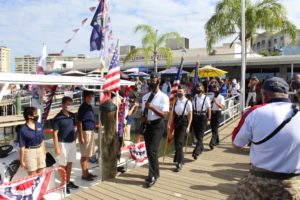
232, 77, 300, 199
192, 83, 211, 159
53, 96, 79, 194
18, 107, 46, 175
142, 72, 169, 187
172, 85, 193, 171
210, 85, 225, 150
77, 90, 97, 181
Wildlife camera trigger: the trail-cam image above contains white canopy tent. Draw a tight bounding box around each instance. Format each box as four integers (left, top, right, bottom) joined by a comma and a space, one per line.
0, 73, 134, 87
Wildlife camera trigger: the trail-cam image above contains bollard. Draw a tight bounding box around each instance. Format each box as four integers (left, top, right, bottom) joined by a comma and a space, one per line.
100, 100, 118, 180
16, 94, 21, 115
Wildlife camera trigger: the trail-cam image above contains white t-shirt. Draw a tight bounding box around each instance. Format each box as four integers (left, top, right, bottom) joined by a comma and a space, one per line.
211, 94, 225, 111
193, 94, 211, 112
233, 102, 300, 173
174, 97, 192, 116
142, 91, 169, 121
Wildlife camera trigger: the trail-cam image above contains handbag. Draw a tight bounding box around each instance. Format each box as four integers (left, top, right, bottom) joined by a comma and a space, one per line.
45, 152, 56, 167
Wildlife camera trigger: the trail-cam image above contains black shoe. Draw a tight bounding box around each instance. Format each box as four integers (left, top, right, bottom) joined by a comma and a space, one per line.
82, 175, 94, 181
66, 187, 71, 194
192, 154, 198, 160
67, 181, 79, 189
176, 163, 182, 172
209, 144, 214, 150
145, 177, 156, 188
88, 173, 97, 178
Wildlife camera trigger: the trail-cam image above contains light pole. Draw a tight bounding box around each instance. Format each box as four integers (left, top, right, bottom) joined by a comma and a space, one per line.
240, 0, 246, 113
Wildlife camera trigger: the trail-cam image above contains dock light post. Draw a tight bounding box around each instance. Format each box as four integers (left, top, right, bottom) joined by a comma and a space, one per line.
240, 0, 246, 113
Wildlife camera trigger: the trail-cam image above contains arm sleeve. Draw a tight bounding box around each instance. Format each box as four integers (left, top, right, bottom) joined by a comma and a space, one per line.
52, 118, 59, 131
233, 116, 252, 147
220, 96, 225, 106
162, 96, 170, 112
77, 106, 83, 121
205, 97, 211, 108
187, 101, 193, 113
18, 128, 25, 148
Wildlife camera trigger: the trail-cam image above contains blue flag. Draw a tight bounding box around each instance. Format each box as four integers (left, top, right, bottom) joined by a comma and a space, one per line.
191, 62, 199, 96
90, 0, 105, 51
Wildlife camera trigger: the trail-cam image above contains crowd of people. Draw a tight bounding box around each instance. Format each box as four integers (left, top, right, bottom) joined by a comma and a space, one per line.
14, 72, 300, 197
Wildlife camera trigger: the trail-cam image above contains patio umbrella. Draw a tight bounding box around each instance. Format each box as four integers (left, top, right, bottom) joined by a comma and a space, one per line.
159, 67, 189, 74
123, 67, 139, 73
128, 72, 149, 76
190, 65, 227, 77
62, 70, 86, 76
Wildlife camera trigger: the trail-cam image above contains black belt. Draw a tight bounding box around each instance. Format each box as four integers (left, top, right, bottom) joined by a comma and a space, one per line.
193, 111, 206, 115
146, 118, 162, 125
83, 129, 94, 131
250, 167, 300, 180
25, 144, 41, 149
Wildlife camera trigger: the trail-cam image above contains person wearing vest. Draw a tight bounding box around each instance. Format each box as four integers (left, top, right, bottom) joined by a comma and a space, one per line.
142, 72, 169, 188
172, 85, 193, 172
231, 77, 300, 199
192, 83, 211, 160
210, 85, 225, 150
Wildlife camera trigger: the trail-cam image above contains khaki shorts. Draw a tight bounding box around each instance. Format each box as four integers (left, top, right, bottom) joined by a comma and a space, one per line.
80, 130, 95, 157
24, 146, 46, 172
57, 141, 76, 166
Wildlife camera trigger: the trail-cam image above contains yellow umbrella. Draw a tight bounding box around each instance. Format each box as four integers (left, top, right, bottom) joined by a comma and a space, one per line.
190, 65, 227, 77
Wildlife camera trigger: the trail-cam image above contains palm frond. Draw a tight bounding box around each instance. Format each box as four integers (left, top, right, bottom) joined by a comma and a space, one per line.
157, 32, 181, 47
123, 48, 143, 64
134, 24, 155, 35
158, 47, 173, 68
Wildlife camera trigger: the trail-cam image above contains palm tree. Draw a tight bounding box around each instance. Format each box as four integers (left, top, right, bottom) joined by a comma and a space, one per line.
205, 0, 297, 53
124, 24, 180, 72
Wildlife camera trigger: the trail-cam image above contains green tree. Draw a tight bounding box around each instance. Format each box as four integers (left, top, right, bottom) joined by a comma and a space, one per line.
124, 24, 180, 72
205, 0, 297, 53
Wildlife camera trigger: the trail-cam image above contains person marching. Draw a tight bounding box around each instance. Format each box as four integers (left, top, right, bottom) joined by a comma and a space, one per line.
18, 107, 46, 175
53, 96, 79, 194
172, 85, 192, 172
210, 85, 225, 150
77, 90, 97, 181
142, 72, 169, 188
192, 83, 211, 159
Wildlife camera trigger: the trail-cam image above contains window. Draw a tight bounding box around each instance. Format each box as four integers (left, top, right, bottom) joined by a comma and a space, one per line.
268, 40, 272, 47
274, 38, 277, 44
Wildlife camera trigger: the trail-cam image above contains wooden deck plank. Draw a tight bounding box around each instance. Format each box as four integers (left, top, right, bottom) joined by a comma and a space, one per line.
66, 118, 249, 200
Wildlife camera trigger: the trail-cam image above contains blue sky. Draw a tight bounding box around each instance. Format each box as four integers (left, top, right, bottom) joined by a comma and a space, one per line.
0, 0, 300, 70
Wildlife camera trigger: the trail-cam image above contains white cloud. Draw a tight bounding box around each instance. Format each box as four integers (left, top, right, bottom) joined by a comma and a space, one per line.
0, 0, 299, 70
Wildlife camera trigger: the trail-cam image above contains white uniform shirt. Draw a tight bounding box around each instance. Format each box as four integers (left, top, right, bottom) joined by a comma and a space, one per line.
233, 102, 300, 173
142, 91, 169, 121
174, 97, 192, 116
211, 94, 225, 111
193, 94, 211, 112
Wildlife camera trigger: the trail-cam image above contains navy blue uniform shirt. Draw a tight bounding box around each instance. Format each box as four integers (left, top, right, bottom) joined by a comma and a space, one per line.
18, 122, 44, 148
77, 102, 95, 130
53, 111, 76, 143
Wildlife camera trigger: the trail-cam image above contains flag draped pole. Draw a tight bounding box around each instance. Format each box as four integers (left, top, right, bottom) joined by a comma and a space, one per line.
162, 49, 185, 163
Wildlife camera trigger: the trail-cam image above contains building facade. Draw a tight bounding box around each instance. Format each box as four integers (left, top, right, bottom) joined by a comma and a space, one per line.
253, 30, 300, 54
0, 46, 10, 73
15, 54, 87, 73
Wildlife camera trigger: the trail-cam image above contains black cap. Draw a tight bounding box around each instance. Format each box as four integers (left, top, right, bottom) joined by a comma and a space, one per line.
262, 77, 289, 94
150, 72, 161, 79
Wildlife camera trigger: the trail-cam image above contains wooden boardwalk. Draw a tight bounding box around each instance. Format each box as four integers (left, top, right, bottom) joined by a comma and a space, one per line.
66, 119, 250, 200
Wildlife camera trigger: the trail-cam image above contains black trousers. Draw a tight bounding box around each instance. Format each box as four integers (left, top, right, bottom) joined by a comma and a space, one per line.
192, 114, 207, 156
173, 117, 188, 164
210, 111, 221, 146
144, 120, 164, 179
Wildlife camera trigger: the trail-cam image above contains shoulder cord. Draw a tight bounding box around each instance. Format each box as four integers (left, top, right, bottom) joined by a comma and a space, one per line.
252, 104, 300, 145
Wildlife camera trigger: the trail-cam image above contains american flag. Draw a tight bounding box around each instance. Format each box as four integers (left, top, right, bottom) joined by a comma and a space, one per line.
102, 42, 120, 91
166, 56, 184, 145
108, 43, 114, 54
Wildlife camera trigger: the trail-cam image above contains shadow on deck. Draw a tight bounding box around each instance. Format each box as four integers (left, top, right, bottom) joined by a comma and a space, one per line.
66, 118, 250, 200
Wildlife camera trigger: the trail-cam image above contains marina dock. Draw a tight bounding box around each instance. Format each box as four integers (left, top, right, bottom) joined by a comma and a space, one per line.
66, 118, 249, 200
